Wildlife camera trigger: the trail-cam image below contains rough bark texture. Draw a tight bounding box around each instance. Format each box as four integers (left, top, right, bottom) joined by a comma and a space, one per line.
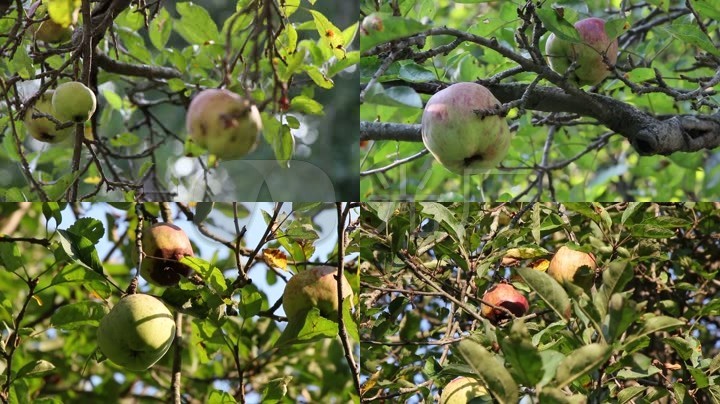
361, 81, 720, 156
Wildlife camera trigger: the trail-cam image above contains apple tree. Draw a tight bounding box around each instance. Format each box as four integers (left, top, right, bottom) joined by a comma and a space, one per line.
360, 202, 720, 402
360, 0, 720, 200
0, 1, 359, 201
0, 202, 360, 403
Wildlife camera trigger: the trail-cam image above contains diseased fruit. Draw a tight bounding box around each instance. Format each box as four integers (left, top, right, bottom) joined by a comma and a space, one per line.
545, 17, 619, 86
52, 81, 97, 123
439, 377, 492, 404
421, 82, 511, 174
547, 246, 597, 290
480, 283, 529, 324
24, 90, 73, 143
186, 88, 262, 160
140, 223, 195, 287
360, 14, 383, 35
96, 294, 175, 371
282, 266, 353, 320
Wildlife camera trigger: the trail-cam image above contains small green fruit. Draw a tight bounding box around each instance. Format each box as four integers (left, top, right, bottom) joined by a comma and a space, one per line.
282, 266, 353, 320
421, 82, 511, 174
52, 81, 97, 123
186, 89, 262, 160
440, 377, 492, 404
96, 294, 175, 371
545, 17, 619, 86
33, 20, 73, 43
140, 223, 195, 287
24, 90, 73, 143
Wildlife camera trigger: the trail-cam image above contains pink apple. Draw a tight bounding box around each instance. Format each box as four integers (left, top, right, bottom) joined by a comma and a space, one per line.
546, 17, 619, 86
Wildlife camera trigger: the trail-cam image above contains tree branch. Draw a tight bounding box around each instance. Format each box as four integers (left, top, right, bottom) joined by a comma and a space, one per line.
361, 81, 720, 155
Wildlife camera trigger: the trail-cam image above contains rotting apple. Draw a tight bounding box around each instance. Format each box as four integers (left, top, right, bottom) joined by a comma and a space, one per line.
24, 90, 73, 143
547, 245, 597, 290
140, 223, 195, 287
439, 376, 492, 404
545, 17, 619, 86
52, 81, 97, 123
421, 82, 511, 174
185, 88, 262, 160
282, 266, 353, 321
96, 293, 175, 371
480, 283, 529, 324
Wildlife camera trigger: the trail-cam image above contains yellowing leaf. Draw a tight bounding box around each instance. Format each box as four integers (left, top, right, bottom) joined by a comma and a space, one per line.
309, 10, 346, 60
263, 248, 287, 269
83, 176, 101, 185
46, 0, 80, 28
531, 259, 550, 272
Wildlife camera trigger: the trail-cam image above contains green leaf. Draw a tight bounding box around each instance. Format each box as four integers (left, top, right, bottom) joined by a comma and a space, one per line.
690, 0, 720, 20
16, 360, 55, 379
457, 338, 519, 404
0, 242, 23, 272
238, 286, 263, 318
420, 202, 466, 247
261, 377, 291, 403
56, 218, 105, 275
51, 301, 108, 330
275, 308, 338, 347
498, 322, 543, 386
150, 8, 173, 50
181, 256, 228, 293
555, 343, 612, 388
174, 2, 220, 45
289, 95, 323, 115
536, 7, 582, 43
665, 23, 720, 56
605, 293, 637, 342
596, 260, 632, 317
359, 14, 427, 52
624, 316, 685, 348
516, 267, 571, 321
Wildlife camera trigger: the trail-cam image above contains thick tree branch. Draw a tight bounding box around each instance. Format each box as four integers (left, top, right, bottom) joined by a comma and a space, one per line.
96, 51, 182, 79
361, 81, 720, 155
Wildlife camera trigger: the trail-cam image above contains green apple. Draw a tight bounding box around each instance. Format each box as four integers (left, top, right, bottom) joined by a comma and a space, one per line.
140, 223, 195, 287
27, 0, 77, 44
421, 82, 511, 174
545, 17, 619, 86
52, 81, 97, 123
440, 377, 492, 404
282, 266, 353, 320
185, 88, 262, 160
33, 20, 73, 43
548, 246, 597, 290
96, 294, 175, 371
23, 90, 73, 143
480, 283, 529, 324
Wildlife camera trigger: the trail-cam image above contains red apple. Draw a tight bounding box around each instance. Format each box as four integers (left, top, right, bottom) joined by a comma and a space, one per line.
140, 223, 195, 287
545, 17, 619, 86
480, 283, 529, 323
